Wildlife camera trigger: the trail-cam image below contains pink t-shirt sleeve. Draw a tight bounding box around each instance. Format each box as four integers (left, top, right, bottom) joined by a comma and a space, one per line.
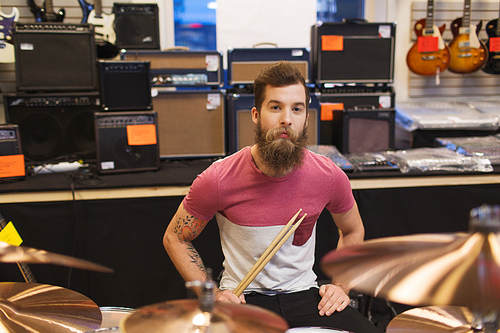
183, 164, 220, 221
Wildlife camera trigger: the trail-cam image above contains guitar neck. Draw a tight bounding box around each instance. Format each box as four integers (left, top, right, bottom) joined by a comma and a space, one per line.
45, 0, 54, 15
94, 0, 103, 17
462, 0, 471, 28
425, 0, 435, 31
0, 215, 36, 283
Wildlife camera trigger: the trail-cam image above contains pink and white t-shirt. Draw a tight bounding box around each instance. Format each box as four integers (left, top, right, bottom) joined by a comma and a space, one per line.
183, 146, 354, 293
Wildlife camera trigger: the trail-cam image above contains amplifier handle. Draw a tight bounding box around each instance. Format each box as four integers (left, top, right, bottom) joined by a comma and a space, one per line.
163, 46, 190, 52
253, 42, 277, 48
342, 18, 368, 24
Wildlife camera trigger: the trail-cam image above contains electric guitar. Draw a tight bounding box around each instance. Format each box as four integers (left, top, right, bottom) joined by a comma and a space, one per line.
406, 0, 450, 76
0, 214, 36, 283
78, 0, 119, 59
0, 5, 18, 63
27, 0, 65, 22
482, 2, 500, 74
448, 0, 488, 74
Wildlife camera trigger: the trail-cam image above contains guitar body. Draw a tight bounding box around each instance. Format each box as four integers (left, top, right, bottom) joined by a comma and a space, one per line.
87, 10, 119, 59
406, 18, 451, 76
27, 0, 65, 22
0, 7, 19, 63
482, 18, 500, 74
77, 0, 93, 24
448, 17, 488, 73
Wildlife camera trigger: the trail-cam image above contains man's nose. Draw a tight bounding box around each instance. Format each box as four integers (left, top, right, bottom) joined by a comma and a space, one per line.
280, 110, 292, 126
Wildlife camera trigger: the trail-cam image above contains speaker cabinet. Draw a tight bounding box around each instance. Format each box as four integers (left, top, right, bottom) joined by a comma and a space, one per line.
3, 92, 101, 162
152, 91, 225, 158
13, 23, 98, 92
311, 22, 396, 85
113, 3, 160, 50
226, 93, 319, 154
227, 48, 311, 85
99, 60, 152, 111
318, 86, 395, 145
331, 108, 396, 154
95, 111, 160, 174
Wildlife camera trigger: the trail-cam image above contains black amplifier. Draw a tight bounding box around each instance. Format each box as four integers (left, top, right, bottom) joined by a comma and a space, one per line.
95, 111, 160, 174
121, 50, 223, 87
3, 92, 101, 162
227, 47, 311, 85
113, 3, 160, 50
226, 93, 319, 154
13, 22, 98, 92
0, 124, 22, 156
311, 21, 396, 85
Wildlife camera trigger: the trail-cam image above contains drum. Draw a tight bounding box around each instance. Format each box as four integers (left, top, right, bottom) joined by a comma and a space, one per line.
286, 328, 350, 333
85, 307, 135, 333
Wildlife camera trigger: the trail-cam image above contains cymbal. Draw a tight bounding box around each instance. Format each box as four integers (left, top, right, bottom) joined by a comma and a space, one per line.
121, 299, 289, 333
386, 306, 499, 333
320, 231, 500, 311
0, 282, 101, 332
0, 241, 113, 273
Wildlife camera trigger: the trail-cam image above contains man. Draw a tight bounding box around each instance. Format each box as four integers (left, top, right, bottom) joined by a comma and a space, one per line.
163, 61, 379, 332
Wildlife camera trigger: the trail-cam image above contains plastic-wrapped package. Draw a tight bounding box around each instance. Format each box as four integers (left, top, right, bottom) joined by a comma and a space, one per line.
385, 147, 493, 174
435, 135, 500, 165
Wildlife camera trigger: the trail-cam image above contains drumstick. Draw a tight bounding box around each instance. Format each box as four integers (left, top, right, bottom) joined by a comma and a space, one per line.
233, 211, 307, 297
233, 209, 302, 295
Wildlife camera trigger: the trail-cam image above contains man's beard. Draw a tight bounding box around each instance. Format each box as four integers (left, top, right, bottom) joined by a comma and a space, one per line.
255, 121, 308, 176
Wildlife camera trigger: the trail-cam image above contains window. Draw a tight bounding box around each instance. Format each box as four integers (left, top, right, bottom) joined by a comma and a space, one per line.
317, 0, 364, 22
173, 0, 217, 51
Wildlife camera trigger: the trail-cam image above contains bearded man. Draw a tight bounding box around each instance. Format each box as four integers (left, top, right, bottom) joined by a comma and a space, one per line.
163, 61, 378, 333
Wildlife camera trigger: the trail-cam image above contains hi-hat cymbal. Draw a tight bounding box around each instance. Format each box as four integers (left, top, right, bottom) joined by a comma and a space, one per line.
121, 299, 289, 333
0, 282, 101, 332
0, 241, 113, 273
386, 306, 499, 333
320, 231, 500, 311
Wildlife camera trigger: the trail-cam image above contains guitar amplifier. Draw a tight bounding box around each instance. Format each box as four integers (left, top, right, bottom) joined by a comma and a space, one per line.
318, 86, 395, 147
3, 91, 101, 162
121, 50, 222, 87
226, 93, 319, 154
311, 21, 396, 85
99, 60, 152, 111
113, 3, 160, 50
227, 47, 311, 85
152, 90, 225, 158
13, 22, 98, 92
95, 111, 160, 174
0, 124, 24, 179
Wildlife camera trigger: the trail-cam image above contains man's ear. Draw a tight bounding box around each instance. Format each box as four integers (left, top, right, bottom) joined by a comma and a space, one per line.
251, 107, 259, 125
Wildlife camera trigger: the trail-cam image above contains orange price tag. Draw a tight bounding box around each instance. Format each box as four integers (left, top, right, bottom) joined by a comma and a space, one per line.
0, 154, 25, 178
417, 36, 439, 52
126, 124, 157, 146
321, 35, 344, 51
320, 103, 344, 121
489, 37, 500, 52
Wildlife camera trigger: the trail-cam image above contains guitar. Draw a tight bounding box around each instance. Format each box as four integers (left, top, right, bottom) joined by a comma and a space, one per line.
0, 213, 36, 283
0, 5, 18, 63
482, 2, 500, 74
406, 0, 450, 76
27, 0, 65, 22
448, 0, 488, 74
78, 0, 119, 59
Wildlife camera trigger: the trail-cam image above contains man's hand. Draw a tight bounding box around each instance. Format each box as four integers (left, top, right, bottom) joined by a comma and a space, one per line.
318, 284, 350, 316
215, 289, 246, 304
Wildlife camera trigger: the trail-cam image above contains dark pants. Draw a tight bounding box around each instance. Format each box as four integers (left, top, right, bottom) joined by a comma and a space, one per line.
245, 288, 380, 333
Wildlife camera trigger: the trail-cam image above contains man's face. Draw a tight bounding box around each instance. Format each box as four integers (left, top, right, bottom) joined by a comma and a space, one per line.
252, 83, 309, 174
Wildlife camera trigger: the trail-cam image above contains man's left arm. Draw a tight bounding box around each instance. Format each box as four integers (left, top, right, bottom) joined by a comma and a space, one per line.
317, 201, 365, 316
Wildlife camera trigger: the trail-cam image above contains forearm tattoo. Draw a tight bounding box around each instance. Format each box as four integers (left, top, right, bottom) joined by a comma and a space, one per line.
174, 214, 207, 271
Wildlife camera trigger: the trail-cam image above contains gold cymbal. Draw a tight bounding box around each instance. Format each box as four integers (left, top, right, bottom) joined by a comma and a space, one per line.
0, 241, 113, 273
320, 231, 500, 311
386, 306, 499, 333
121, 299, 289, 333
0, 282, 101, 333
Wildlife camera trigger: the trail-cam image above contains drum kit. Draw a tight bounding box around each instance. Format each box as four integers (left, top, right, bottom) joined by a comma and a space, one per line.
0, 204, 498, 332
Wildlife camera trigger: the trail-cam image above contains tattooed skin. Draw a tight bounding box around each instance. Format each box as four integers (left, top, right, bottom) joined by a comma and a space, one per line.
173, 214, 207, 271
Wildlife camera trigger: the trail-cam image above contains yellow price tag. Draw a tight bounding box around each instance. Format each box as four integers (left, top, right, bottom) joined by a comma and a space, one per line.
0, 222, 23, 246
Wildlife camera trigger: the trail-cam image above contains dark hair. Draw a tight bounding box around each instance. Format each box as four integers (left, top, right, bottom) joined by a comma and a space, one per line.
253, 61, 310, 112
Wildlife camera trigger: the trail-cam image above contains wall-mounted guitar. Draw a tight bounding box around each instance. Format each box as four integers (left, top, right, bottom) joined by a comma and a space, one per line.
0, 3, 19, 63
482, 2, 500, 74
406, 0, 450, 76
448, 0, 488, 74
27, 0, 65, 22
79, 0, 119, 59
